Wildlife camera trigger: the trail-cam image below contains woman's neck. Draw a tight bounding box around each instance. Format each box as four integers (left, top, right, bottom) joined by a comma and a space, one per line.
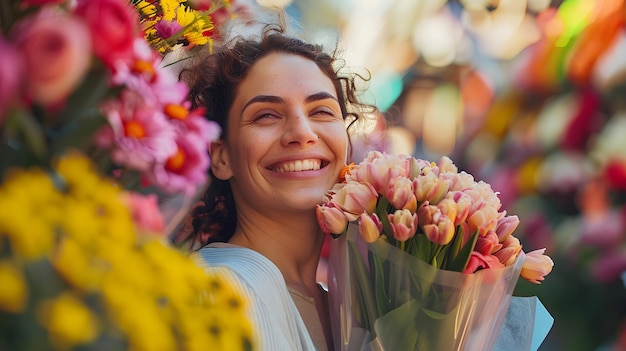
229, 209, 324, 288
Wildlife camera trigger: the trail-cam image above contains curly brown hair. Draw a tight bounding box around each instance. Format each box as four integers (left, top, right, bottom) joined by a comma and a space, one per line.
175, 22, 376, 249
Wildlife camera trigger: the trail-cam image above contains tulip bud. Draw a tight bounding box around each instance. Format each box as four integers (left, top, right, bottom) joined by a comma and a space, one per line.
387, 177, 417, 212
387, 209, 418, 242
358, 212, 382, 243
422, 215, 455, 245
316, 203, 348, 235
493, 235, 522, 266
495, 214, 520, 242
520, 249, 554, 284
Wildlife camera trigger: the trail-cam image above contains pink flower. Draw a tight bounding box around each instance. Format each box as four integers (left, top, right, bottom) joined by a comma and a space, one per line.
437, 155, 458, 174
155, 20, 183, 40
74, 0, 138, 67
100, 90, 177, 172
388, 209, 418, 242
475, 230, 502, 255
352, 152, 411, 192
447, 191, 471, 225
495, 214, 520, 242
123, 192, 165, 235
11, 7, 91, 106
386, 177, 417, 212
329, 182, 378, 221
165, 106, 222, 147
520, 249, 554, 284
463, 251, 504, 274
494, 235, 523, 266
0, 37, 23, 123
149, 132, 210, 195
413, 172, 449, 205
418, 204, 455, 245
316, 203, 348, 235
358, 212, 382, 243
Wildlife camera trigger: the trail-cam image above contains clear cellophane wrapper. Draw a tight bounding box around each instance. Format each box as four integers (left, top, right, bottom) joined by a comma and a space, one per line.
328, 224, 525, 351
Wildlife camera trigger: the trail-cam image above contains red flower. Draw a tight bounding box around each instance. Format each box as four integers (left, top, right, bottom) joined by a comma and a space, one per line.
74, 0, 138, 67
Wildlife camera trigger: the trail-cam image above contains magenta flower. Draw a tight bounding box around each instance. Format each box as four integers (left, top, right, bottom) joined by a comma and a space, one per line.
155, 19, 183, 39
148, 132, 209, 195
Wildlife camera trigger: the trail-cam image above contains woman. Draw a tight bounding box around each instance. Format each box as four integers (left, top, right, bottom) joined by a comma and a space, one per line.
178, 22, 374, 351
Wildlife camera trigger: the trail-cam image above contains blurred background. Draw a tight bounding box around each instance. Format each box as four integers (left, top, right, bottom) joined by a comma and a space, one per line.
246, 0, 626, 350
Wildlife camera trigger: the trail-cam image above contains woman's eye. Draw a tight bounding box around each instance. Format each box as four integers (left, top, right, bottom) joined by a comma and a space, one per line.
312, 109, 337, 118
254, 112, 279, 121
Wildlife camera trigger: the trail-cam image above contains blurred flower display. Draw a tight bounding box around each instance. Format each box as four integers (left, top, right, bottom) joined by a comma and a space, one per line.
0, 0, 254, 350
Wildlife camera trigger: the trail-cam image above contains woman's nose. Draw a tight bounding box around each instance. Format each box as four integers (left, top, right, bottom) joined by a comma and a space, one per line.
282, 113, 318, 146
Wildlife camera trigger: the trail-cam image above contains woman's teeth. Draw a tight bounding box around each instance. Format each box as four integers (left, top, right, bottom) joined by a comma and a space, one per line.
273, 159, 321, 172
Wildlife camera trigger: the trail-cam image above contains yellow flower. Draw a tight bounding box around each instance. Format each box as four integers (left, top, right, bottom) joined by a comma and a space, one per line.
175, 6, 214, 47
0, 169, 62, 258
52, 237, 104, 291
37, 293, 100, 349
0, 260, 28, 313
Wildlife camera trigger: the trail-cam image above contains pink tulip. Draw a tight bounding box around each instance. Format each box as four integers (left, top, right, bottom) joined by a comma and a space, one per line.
387, 209, 418, 242
316, 203, 348, 235
447, 191, 471, 225
418, 204, 455, 245
353, 153, 411, 193
520, 249, 554, 284
358, 212, 382, 243
386, 177, 417, 212
463, 251, 504, 274
475, 230, 502, 255
437, 155, 458, 174
495, 214, 520, 242
413, 172, 449, 205
12, 7, 92, 106
331, 181, 378, 221
494, 235, 522, 266
467, 206, 498, 237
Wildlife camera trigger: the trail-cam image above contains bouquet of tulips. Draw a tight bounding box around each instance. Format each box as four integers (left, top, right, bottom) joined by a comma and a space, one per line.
316, 151, 554, 351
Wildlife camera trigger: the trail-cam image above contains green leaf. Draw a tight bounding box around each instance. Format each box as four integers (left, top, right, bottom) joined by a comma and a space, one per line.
348, 241, 378, 334
446, 230, 479, 272
373, 299, 420, 350
53, 66, 112, 127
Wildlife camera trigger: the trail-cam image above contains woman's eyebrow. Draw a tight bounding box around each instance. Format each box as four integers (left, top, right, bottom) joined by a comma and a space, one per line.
241, 95, 284, 114
241, 92, 339, 114
306, 92, 339, 103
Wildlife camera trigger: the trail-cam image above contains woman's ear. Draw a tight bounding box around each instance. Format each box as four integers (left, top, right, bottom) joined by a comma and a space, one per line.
210, 140, 233, 180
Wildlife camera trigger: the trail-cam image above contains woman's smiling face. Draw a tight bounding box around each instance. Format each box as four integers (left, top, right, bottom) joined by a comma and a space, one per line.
213, 52, 349, 215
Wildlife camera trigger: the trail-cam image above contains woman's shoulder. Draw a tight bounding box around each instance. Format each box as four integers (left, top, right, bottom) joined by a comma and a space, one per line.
195, 243, 289, 305
195, 243, 317, 350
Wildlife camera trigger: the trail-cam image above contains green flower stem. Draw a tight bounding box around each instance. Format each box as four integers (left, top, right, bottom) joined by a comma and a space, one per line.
348, 240, 378, 335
